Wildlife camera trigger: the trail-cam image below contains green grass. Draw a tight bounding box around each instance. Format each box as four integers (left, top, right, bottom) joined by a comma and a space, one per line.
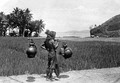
0, 37, 120, 76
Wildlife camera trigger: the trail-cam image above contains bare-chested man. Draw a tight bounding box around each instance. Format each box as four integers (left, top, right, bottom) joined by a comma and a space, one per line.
41, 30, 60, 80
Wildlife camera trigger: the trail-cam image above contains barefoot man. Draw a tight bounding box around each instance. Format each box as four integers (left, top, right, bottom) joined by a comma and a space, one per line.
41, 30, 60, 80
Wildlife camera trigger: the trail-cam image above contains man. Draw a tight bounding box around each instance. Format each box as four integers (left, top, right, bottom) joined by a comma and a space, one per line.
41, 30, 60, 80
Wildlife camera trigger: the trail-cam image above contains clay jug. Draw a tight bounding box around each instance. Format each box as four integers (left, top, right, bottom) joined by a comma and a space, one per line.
26, 39, 37, 58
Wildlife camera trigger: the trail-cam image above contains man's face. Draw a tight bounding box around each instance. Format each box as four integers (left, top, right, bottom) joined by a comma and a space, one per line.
47, 35, 52, 39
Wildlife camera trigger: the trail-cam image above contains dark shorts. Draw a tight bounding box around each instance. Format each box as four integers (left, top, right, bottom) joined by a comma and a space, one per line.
48, 51, 58, 69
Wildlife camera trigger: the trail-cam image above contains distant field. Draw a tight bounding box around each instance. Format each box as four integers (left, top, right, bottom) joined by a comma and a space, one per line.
40, 36, 120, 42
0, 37, 120, 76
57, 37, 120, 42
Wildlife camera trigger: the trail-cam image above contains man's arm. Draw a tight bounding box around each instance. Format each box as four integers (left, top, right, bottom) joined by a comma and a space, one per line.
41, 43, 46, 50
59, 48, 65, 56
49, 39, 59, 50
54, 40, 59, 49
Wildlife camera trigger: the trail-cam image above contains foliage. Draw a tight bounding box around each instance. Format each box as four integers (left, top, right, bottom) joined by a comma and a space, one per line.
90, 14, 120, 37
0, 7, 45, 37
6, 7, 32, 36
0, 12, 8, 36
28, 19, 45, 34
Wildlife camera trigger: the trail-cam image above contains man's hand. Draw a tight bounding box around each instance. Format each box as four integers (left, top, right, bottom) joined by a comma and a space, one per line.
41, 44, 46, 50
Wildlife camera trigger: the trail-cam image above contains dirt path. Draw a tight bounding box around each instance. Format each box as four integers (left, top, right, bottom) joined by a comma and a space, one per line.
1, 67, 120, 83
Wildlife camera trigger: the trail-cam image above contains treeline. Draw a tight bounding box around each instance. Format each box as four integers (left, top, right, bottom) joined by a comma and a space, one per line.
0, 7, 45, 37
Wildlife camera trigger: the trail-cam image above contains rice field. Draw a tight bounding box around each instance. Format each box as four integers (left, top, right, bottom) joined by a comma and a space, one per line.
0, 37, 120, 76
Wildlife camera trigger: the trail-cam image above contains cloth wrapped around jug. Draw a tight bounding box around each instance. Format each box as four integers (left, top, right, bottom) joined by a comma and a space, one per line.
59, 46, 73, 59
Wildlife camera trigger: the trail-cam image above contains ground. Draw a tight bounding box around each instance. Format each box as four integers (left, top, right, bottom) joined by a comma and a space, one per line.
0, 67, 120, 83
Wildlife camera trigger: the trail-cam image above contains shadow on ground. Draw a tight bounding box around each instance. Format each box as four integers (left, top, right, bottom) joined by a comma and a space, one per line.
26, 74, 69, 82
59, 75, 69, 79
42, 74, 69, 78
26, 76, 35, 82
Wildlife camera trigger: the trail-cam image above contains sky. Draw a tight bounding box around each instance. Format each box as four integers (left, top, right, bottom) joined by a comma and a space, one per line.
0, 0, 120, 32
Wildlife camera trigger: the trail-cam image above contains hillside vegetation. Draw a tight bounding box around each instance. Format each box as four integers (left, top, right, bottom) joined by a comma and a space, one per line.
90, 14, 120, 37
0, 37, 120, 76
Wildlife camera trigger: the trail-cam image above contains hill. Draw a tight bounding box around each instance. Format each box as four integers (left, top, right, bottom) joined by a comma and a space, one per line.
57, 30, 90, 38
90, 14, 120, 37
40, 30, 90, 38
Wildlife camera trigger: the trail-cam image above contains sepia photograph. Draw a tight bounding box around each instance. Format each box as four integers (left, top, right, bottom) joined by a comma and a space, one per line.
0, 0, 120, 83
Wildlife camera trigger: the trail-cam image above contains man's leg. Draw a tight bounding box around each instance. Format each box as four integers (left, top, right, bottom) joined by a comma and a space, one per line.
46, 68, 50, 77
54, 64, 60, 78
46, 57, 51, 78
49, 68, 53, 79
47, 57, 54, 79
49, 56, 56, 79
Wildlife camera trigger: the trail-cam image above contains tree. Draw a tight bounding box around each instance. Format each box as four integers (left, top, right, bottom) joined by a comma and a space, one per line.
7, 7, 33, 36
28, 19, 45, 36
0, 12, 8, 36
0, 7, 45, 37
34, 19, 45, 34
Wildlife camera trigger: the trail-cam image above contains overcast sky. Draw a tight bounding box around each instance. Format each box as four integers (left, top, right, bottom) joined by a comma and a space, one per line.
0, 0, 120, 32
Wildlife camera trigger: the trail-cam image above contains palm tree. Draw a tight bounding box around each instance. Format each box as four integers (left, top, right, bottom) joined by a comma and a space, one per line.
0, 12, 8, 36
34, 19, 45, 34
7, 7, 33, 36
28, 19, 45, 36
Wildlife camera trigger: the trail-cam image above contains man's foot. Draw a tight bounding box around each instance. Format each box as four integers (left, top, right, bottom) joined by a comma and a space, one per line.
54, 76, 60, 80
46, 77, 53, 81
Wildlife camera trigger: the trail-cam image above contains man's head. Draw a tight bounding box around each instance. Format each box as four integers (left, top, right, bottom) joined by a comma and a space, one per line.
45, 29, 50, 35
45, 30, 56, 39
49, 31, 56, 39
